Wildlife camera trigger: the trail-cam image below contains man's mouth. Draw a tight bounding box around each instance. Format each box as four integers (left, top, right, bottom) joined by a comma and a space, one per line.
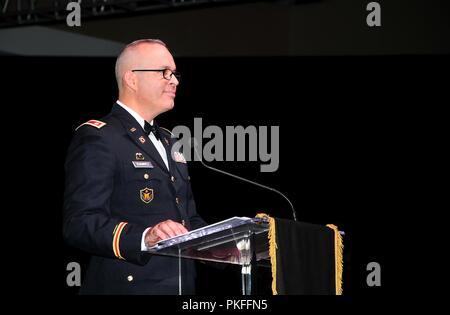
165, 91, 176, 98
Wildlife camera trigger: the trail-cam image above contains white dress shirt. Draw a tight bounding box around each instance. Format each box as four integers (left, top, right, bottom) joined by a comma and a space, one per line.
116, 100, 169, 170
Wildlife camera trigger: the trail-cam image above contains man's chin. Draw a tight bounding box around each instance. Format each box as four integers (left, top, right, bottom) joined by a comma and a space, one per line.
160, 102, 175, 114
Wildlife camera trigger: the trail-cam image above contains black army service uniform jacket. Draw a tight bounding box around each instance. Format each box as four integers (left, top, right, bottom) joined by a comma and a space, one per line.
63, 103, 207, 294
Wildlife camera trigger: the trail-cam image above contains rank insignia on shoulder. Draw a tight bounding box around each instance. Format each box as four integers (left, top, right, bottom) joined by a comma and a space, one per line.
75, 119, 106, 131
140, 187, 154, 203
174, 151, 186, 163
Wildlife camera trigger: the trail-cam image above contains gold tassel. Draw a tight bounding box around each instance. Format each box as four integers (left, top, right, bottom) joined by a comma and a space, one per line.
256, 213, 278, 295
326, 224, 344, 295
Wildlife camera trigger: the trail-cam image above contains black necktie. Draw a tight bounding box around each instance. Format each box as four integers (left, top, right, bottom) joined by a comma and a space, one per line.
143, 121, 161, 141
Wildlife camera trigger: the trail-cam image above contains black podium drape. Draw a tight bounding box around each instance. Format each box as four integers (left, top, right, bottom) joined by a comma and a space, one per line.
257, 214, 343, 295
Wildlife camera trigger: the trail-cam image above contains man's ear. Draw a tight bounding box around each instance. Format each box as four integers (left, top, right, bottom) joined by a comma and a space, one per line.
123, 70, 137, 92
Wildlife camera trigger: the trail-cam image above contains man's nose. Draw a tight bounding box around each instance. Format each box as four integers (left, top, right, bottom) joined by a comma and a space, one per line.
170, 75, 179, 86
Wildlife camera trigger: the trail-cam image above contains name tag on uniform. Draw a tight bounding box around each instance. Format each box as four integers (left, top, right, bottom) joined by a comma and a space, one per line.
132, 161, 154, 168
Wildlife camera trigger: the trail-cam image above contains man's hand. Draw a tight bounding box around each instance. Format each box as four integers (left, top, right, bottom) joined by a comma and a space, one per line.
144, 220, 188, 248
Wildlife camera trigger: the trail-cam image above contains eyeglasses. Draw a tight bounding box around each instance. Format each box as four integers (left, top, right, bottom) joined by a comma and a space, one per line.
131, 69, 181, 81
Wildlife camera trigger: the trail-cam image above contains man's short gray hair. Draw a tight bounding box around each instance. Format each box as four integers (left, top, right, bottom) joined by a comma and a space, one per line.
115, 39, 168, 90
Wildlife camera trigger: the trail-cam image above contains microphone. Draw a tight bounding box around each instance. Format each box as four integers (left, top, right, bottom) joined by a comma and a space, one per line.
190, 139, 298, 221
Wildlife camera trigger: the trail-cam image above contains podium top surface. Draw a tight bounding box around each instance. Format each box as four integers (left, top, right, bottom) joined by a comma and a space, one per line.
146, 217, 269, 265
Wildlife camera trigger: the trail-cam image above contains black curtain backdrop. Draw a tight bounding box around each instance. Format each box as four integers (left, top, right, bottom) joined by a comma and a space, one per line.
3, 55, 446, 298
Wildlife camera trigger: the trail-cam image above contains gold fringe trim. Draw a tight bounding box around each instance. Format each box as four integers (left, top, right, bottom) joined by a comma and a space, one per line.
256, 213, 278, 295
326, 224, 344, 295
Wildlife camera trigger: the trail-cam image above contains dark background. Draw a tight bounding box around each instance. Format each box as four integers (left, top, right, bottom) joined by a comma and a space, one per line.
1, 0, 448, 306
4, 54, 446, 298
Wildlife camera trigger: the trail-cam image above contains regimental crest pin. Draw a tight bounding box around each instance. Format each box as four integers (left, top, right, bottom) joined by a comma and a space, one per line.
139, 136, 146, 144
140, 187, 154, 203
136, 153, 145, 160
130, 127, 137, 132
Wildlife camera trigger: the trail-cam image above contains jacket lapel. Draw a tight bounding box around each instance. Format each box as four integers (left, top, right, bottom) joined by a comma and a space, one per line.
111, 104, 169, 174
164, 138, 177, 174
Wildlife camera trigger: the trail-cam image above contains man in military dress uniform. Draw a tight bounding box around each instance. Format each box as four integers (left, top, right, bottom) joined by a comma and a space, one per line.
63, 39, 207, 294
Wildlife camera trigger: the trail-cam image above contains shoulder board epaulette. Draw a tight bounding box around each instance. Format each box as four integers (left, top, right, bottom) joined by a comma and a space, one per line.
75, 119, 107, 131
160, 127, 175, 137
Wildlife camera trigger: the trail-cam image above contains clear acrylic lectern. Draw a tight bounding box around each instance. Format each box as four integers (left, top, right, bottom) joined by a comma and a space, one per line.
146, 217, 270, 295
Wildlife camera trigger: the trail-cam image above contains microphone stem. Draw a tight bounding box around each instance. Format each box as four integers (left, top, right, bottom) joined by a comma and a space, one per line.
198, 159, 297, 221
